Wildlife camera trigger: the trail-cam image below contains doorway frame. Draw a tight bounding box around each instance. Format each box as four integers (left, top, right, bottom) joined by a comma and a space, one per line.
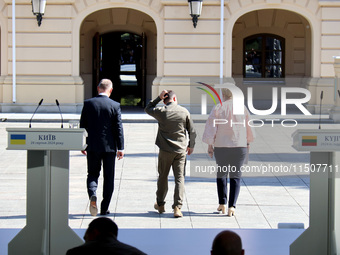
226, 4, 321, 78
93, 31, 147, 106
72, 4, 162, 80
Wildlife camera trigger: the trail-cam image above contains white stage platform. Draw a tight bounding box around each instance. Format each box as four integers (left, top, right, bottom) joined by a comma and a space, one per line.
1, 228, 304, 255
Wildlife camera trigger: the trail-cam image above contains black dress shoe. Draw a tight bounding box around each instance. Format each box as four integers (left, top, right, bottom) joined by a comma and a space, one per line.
100, 210, 110, 215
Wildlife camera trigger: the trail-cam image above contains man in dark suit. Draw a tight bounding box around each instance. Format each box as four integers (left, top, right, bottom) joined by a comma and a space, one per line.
145, 90, 196, 218
80, 79, 124, 216
66, 217, 146, 255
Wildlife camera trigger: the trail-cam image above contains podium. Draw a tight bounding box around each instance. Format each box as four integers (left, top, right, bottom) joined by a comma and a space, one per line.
291, 129, 340, 255
7, 128, 87, 255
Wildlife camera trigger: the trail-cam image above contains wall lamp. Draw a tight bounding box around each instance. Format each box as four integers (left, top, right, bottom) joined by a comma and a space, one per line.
31, 0, 46, 26
188, 0, 203, 28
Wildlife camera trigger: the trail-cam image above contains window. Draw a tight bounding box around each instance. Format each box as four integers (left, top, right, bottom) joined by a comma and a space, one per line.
244, 34, 285, 78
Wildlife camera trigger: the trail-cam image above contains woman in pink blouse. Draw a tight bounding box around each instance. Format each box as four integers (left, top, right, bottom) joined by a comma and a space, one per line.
202, 88, 255, 216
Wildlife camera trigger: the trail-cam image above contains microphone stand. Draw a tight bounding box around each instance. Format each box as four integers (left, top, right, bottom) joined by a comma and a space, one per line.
29, 98, 43, 128
318, 91, 323, 129
56, 99, 64, 128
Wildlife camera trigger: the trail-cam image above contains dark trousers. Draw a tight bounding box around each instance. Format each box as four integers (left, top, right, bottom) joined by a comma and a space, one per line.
214, 147, 247, 208
86, 151, 116, 212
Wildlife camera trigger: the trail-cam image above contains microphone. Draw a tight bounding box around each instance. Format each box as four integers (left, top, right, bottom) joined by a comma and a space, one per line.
56, 99, 64, 128
29, 99, 43, 128
319, 91, 323, 129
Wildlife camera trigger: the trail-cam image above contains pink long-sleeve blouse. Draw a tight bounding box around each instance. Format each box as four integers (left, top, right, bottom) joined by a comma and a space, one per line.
202, 99, 255, 147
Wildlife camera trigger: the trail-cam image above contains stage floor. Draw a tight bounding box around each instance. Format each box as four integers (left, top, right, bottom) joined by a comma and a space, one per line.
1, 228, 304, 255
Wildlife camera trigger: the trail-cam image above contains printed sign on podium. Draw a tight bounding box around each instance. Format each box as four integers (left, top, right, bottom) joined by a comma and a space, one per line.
291, 129, 340, 255
292, 129, 340, 151
7, 128, 87, 150
7, 128, 87, 255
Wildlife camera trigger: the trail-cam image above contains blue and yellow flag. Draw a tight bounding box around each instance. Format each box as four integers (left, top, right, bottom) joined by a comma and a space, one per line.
10, 134, 26, 145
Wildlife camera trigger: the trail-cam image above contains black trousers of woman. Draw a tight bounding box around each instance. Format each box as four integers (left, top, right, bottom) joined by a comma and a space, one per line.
214, 147, 247, 208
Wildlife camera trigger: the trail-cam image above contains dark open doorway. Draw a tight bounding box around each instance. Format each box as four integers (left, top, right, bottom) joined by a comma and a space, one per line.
93, 32, 146, 108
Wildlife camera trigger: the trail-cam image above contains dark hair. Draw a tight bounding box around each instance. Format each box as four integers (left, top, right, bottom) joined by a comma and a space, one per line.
211, 230, 243, 255
163, 90, 175, 104
88, 217, 118, 238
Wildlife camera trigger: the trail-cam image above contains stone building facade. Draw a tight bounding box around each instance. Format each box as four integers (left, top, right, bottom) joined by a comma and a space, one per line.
0, 0, 339, 113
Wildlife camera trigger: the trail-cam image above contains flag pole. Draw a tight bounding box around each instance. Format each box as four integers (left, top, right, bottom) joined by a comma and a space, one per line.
12, 0, 16, 103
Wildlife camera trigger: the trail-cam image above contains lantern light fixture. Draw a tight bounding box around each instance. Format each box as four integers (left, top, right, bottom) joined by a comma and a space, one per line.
31, 0, 46, 26
188, 0, 203, 28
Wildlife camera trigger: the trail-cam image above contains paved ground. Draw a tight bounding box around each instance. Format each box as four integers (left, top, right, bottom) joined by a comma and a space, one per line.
0, 112, 338, 254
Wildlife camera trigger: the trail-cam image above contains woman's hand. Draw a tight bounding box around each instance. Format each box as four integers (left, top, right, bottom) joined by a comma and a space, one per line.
208, 145, 214, 158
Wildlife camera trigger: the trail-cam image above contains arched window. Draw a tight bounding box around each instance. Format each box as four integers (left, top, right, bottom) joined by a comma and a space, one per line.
244, 34, 285, 78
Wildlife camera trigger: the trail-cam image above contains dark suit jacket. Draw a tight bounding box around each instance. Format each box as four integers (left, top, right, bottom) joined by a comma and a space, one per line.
66, 236, 147, 255
80, 95, 124, 152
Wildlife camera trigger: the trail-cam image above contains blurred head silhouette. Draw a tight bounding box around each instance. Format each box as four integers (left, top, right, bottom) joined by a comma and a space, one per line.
211, 230, 244, 255
84, 217, 118, 242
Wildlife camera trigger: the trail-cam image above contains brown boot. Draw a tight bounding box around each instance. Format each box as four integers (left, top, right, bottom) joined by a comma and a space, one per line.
154, 203, 165, 214
173, 206, 183, 218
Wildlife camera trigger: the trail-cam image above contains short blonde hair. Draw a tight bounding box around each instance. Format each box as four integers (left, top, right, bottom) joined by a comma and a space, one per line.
98, 79, 113, 91
222, 88, 232, 100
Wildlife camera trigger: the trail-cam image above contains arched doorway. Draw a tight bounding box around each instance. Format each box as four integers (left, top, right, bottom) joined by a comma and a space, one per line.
93, 32, 146, 106
233, 9, 311, 78
231, 9, 312, 110
232, 9, 312, 78
79, 8, 157, 108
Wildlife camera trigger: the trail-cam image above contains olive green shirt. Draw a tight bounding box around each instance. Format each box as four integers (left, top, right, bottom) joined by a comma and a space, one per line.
145, 96, 196, 153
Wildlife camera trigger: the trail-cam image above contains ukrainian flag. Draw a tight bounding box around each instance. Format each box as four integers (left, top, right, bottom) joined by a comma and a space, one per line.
10, 134, 26, 145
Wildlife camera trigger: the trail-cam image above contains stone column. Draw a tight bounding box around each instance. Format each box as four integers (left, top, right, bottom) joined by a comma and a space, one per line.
330, 56, 340, 122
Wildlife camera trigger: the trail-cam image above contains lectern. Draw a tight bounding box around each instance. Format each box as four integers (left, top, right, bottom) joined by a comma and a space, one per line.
291, 129, 340, 255
7, 128, 87, 255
